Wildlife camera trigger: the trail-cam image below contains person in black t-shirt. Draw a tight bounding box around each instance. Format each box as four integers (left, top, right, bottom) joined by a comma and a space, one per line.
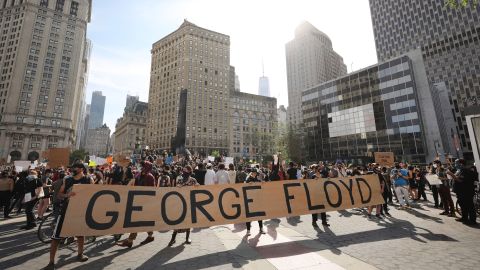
193, 163, 207, 185
286, 162, 298, 180
45, 163, 93, 270
22, 170, 43, 230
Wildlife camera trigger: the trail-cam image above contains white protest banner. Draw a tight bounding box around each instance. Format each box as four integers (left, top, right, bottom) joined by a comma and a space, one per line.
224, 157, 234, 166
208, 156, 215, 162
60, 175, 384, 237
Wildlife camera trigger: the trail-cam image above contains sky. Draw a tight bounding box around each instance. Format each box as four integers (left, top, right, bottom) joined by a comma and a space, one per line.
85, 0, 378, 132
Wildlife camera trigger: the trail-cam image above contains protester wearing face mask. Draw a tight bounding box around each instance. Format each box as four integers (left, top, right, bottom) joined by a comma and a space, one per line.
45, 163, 94, 270
447, 159, 477, 225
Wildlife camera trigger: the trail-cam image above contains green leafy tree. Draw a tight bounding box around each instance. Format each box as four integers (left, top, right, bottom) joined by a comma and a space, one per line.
445, 0, 478, 8
70, 149, 89, 164
211, 150, 220, 158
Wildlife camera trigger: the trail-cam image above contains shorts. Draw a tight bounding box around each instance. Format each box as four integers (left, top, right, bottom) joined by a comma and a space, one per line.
51, 203, 68, 240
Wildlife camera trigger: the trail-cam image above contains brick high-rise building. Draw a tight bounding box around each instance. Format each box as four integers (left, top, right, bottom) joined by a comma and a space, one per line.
147, 20, 230, 156
285, 21, 347, 129
369, 0, 480, 158
0, 0, 92, 162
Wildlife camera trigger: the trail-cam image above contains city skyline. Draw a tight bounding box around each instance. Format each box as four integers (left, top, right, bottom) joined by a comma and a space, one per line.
85, 0, 377, 132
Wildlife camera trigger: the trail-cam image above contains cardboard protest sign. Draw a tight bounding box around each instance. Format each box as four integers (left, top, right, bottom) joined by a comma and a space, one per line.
45, 148, 70, 168
60, 175, 384, 237
425, 174, 443, 185
374, 152, 395, 167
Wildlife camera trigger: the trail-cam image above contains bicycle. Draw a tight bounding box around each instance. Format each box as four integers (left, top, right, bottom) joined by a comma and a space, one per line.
37, 211, 96, 244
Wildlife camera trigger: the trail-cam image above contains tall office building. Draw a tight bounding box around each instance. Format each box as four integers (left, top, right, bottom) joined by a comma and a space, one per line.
369, 0, 480, 158
88, 90, 105, 129
258, 76, 270, 97
285, 21, 347, 129
74, 38, 91, 150
125, 94, 139, 111
0, 0, 92, 162
302, 50, 444, 163
147, 20, 230, 155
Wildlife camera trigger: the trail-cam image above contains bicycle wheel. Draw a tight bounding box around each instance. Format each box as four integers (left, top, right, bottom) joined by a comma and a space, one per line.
37, 213, 56, 244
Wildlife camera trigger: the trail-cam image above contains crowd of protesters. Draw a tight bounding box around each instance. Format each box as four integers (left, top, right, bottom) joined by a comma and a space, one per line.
0, 152, 478, 270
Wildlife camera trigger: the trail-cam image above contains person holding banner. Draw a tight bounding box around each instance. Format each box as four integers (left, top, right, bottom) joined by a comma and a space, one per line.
45, 163, 94, 270
437, 164, 456, 217
168, 165, 199, 246
311, 166, 330, 227
245, 168, 266, 235
117, 161, 156, 248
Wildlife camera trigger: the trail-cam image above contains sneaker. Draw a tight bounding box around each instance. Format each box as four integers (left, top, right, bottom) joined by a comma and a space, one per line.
259, 229, 266, 234
43, 262, 55, 270
375, 214, 382, 219
77, 254, 89, 262
246, 230, 251, 236
321, 222, 330, 227
439, 212, 448, 215
385, 212, 392, 217
185, 239, 192, 244
116, 239, 132, 248
312, 222, 319, 228
140, 236, 154, 245
168, 239, 176, 247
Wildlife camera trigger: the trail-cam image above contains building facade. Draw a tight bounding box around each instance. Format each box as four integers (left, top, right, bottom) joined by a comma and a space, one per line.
113, 100, 147, 156
369, 0, 480, 158
84, 123, 110, 157
74, 38, 91, 150
286, 21, 347, 129
0, 0, 92, 162
302, 51, 443, 164
87, 90, 105, 129
147, 20, 231, 156
229, 91, 277, 161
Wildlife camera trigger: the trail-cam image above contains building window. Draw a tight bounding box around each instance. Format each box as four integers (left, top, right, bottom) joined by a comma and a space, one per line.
70, 1, 78, 16
55, 0, 64, 12
40, 0, 48, 8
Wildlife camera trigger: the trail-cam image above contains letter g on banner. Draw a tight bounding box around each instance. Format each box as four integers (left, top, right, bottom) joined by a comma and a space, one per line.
86, 190, 120, 230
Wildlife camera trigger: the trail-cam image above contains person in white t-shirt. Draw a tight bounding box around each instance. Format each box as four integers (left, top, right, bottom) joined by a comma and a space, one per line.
204, 163, 216, 185
215, 163, 229, 184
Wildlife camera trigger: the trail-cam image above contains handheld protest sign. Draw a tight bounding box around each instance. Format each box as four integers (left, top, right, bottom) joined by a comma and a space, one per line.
60, 175, 384, 237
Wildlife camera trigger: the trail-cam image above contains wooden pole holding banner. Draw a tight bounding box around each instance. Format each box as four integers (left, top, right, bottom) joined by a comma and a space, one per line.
60, 175, 384, 237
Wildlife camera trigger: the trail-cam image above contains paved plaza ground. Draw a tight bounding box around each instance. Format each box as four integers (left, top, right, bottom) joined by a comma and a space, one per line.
1, 191, 479, 270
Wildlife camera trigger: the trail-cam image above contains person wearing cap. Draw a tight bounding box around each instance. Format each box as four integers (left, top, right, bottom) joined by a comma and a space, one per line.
244, 168, 266, 235
45, 163, 94, 270
447, 159, 477, 225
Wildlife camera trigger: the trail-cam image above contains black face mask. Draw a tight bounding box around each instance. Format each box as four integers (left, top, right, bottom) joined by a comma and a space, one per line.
72, 169, 82, 176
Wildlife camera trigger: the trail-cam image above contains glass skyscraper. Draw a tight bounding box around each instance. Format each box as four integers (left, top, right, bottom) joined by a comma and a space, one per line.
302, 52, 443, 164
88, 91, 106, 129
